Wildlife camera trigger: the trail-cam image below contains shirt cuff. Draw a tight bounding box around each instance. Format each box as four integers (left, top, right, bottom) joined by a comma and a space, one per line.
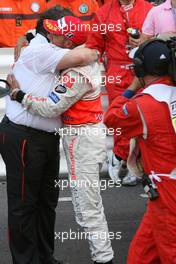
123, 90, 135, 99
16, 90, 26, 103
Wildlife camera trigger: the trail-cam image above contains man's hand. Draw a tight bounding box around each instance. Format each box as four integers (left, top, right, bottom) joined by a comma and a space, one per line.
129, 36, 141, 48
14, 36, 28, 62
7, 74, 21, 100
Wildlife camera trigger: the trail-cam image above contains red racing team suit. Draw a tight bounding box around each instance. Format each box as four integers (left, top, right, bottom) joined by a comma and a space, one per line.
104, 77, 176, 263
86, 0, 152, 160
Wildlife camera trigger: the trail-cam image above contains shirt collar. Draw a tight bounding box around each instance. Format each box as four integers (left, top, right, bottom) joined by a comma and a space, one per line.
30, 33, 49, 46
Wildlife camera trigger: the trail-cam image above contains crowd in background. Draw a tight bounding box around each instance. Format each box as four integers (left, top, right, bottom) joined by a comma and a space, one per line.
0, 0, 165, 49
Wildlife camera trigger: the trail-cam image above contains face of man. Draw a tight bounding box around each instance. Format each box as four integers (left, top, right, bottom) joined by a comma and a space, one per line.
48, 34, 66, 47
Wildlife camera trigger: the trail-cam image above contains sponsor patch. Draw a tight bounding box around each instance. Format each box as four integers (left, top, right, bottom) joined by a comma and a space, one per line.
171, 101, 176, 116
95, 113, 103, 121
55, 84, 67, 94
49, 92, 60, 104
60, 73, 76, 89
79, 4, 89, 14
171, 101, 176, 131
122, 104, 128, 115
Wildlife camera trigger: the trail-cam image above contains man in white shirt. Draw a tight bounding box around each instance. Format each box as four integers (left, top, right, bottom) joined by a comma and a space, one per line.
0, 10, 98, 264
7, 15, 115, 264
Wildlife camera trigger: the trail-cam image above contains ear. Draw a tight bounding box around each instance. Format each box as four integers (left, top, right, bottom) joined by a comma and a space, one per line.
47, 33, 53, 42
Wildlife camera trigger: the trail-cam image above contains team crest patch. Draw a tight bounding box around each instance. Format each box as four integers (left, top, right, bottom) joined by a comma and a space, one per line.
31, 2, 40, 13
55, 84, 67, 94
79, 4, 89, 14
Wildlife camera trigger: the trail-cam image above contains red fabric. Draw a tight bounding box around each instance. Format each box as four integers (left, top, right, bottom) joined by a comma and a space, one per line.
62, 97, 103, 125
105, 78, 176, 263
86, 0, 152, 68
44, 16, 87, 44
0, 0, 47, 47
61, 73, 103, 125
127, 178, 176, 264
104, 77, 176, 173
86, 0, 152, 158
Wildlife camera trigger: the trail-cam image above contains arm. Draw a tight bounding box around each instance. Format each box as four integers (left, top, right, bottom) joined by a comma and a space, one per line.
140, 33, 154, 44
86, 12, 106, 55
56, 48, 99, 71
7, 72, 93, 118
141, 7, 155, 41
14, 30, 36, 61
14, 35, 28, 62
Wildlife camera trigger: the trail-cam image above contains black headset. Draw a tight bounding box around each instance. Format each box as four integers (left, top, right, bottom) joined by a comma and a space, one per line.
133, 39, 171, 78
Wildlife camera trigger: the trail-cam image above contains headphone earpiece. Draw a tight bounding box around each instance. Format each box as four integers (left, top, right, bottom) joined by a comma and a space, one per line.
133, 57, 146, 78
133, 39, 168, 78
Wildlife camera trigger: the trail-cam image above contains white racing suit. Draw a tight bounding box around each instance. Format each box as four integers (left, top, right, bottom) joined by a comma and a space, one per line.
20, 62, 114, 263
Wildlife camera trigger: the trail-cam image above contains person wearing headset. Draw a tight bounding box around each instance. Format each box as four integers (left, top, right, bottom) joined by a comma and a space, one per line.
104, 39, 176, 263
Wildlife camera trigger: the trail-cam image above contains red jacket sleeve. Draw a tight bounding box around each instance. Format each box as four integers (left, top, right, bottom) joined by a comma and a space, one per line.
86, 4, 108, 55
104, 95, 143, 139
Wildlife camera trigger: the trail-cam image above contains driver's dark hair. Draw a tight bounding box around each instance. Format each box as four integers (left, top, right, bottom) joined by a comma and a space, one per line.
36, 5, 75, 36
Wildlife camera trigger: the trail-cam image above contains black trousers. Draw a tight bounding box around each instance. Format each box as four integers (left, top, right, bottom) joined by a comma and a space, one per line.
0, 117, 60, 264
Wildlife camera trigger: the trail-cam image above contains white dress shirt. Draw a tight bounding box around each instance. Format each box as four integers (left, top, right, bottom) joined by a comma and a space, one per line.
6, 33, 69, 132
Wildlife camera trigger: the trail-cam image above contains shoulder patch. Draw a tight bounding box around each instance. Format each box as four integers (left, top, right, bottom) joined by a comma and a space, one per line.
49, 91, 60, 104
122, 104, 129, 116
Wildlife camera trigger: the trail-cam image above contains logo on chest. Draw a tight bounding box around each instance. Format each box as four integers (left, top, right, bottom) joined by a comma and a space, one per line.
79, 4, 89, 14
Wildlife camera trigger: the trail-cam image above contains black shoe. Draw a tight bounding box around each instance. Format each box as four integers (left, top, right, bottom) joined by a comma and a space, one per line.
94, 260, 114, 264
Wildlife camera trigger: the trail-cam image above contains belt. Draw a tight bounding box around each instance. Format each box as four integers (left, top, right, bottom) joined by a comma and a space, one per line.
2, 116, 58, 137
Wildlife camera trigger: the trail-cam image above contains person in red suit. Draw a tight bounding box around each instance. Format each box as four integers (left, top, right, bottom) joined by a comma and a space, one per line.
86, 0, 152, 185
104, 39, 176, 263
